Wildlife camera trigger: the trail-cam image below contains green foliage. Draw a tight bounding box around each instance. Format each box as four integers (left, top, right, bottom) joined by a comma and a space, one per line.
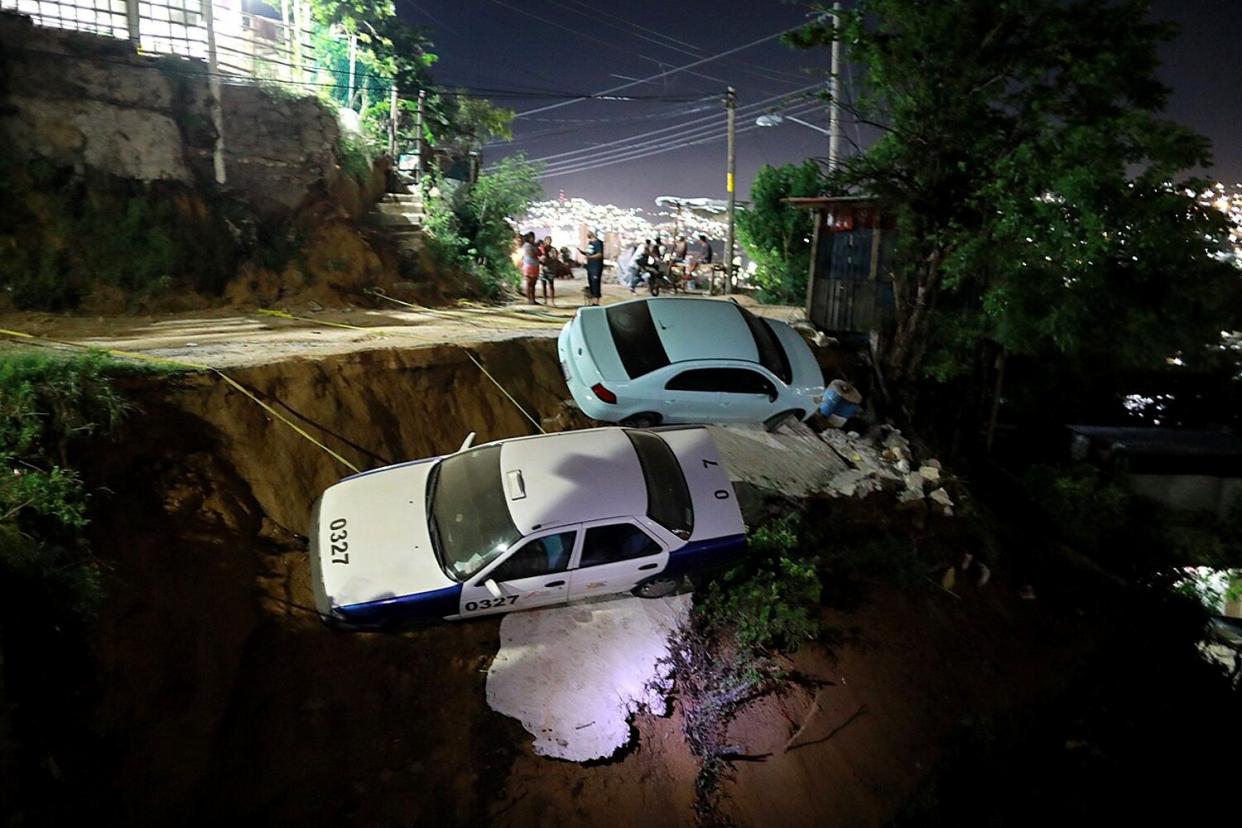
790, 0, 1241, 395
426, 94, 515, 150
737, 161, 823, 304
0, 159, 238, 309
307, 0, 436, 98
421, 156, 543, 296
337, 131, 375, 182
0, 350, 130, 620
700, 517, 820, 656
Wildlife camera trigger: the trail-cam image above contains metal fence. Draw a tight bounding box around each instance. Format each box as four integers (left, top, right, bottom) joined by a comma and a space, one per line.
1, 0, 320, 87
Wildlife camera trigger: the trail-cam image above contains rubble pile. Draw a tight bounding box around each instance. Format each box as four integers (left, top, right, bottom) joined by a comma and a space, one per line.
820, 426, 955, 515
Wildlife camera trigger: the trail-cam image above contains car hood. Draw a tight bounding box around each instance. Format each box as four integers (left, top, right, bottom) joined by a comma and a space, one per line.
309, 458, 454, 614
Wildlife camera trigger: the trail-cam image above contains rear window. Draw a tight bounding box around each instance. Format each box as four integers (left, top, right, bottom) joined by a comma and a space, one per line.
606, 301, 671, 379
737, 306, 792, 384
626, 430, 693, 537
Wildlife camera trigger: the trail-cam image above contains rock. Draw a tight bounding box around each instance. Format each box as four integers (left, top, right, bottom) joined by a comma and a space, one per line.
828, 468, 868, 497
918, 464, 941, 483
925, 458, 943, 470
904, 471, 927, 493
895, 458, 911, 474
929, 487, 955, 509
897, 487, 925, 505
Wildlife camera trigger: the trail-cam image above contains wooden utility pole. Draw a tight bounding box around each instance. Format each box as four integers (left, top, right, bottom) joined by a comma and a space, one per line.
725, 86, 737, 294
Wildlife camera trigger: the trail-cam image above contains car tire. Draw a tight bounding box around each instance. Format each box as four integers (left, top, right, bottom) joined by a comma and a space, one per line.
621, 412, 662, 428
764, 409, 805, 433
633, 575, 681, 599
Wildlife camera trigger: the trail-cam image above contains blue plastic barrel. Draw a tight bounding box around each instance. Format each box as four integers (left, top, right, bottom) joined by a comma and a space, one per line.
819, 380, 862, 421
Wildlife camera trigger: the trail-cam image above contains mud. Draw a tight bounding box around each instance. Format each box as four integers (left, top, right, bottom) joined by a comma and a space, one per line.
62, 335, 1099, 826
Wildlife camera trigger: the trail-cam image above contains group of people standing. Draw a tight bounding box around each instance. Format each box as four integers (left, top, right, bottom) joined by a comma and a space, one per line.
519, 230, 604, 306
622, 234, 715, 293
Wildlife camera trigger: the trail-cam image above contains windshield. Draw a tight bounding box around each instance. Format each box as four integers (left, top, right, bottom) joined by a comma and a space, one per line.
736, 305, 792, 384
606, 300, 671, 379
426, 445, 522, 581
625, 430, 694, 537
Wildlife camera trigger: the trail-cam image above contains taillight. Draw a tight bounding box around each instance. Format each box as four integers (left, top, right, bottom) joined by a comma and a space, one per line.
591, 383, 617, 404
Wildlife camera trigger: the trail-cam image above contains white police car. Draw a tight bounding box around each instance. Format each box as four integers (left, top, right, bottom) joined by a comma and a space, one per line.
309, 426, 746, 628
557, 297, 825, 430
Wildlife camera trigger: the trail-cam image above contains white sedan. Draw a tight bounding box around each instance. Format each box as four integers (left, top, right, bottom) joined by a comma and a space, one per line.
309, 426, 746, 628
558, 297, 825, 430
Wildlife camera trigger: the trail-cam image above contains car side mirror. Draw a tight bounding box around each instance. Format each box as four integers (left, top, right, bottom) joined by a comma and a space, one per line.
484, 579, 503, 599
458, 432, 476, 452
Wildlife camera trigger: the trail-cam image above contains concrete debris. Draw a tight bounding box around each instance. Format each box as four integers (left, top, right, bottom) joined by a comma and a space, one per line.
828, 468, 869, 497
895, 458, 911, 474
918, 465, 941, 483
929, 487, 955, 509
486, 594, 691, 762
897, 487, 925, 505
924, 458, 943, 471
904, 471, 927, 493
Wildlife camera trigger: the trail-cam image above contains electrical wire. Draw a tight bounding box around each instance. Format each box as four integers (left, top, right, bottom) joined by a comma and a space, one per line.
514, 83, 824, 168
515, 23, 806, 118
536, 101, 825, 179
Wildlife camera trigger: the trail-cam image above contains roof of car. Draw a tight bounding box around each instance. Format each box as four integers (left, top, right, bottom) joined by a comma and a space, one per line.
644, 298, 759, 365
497, 428, 647, 534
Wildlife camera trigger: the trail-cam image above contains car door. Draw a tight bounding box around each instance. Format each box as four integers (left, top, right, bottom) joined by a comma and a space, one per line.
714, 367, 779, 422
458, 528, 579, 617
661, 368, 725, 422
567, 519, 669, 602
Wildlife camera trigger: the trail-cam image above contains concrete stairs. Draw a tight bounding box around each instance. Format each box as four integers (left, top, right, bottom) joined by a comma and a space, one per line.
370, 192, 425, 250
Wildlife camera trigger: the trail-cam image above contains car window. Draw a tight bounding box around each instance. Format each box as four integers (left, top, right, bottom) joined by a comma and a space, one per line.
626, 431, 693, 537
665, 368, 775, 396
489, 531, 576, 582
427, 446, 523, 581
606, 301, 671, 379
736, 305, 792, 384
665, 368, 723, 392
718, 368, 777, 397
579, 523, 661, 567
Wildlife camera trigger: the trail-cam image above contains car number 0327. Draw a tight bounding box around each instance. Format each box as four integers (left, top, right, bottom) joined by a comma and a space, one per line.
465, 595, 519, 612
328, 517, 350, 564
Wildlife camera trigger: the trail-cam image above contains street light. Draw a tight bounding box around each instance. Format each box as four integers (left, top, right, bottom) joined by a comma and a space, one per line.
755, 112, 832, 137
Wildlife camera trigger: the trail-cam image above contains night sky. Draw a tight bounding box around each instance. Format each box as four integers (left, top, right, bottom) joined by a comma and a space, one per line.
399, 0, 1242, 209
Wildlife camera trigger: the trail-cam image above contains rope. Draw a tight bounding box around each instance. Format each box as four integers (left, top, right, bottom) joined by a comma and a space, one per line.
0, 326, 362, 474
254, 309, 547, 435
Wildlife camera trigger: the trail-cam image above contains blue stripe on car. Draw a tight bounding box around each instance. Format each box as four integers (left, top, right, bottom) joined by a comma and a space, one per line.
663, 533, 747, 579
337, 584, 462, 626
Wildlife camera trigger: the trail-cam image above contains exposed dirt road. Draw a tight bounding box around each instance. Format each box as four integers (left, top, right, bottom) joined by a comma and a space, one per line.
0, 285, 806, 369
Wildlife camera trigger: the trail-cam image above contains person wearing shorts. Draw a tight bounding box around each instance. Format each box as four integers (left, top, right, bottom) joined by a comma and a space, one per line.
520, 231, 540, 304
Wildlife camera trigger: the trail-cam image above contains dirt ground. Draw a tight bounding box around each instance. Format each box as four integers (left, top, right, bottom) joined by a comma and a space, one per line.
0, 283, 806, 369
14, 329, 1109, 828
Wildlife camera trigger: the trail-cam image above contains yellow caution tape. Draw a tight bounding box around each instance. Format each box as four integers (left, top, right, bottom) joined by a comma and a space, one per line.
254, 310, 547, 434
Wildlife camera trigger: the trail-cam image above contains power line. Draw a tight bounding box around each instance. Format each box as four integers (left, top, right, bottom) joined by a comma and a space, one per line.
517, 82, 824, 167
536, 101, 825, 179
515, 23, 803, 118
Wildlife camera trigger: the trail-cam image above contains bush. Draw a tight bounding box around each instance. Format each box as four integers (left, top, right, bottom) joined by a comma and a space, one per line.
0, 350, 130, 619
700, 517, 820, 655
421, 155, 543, 297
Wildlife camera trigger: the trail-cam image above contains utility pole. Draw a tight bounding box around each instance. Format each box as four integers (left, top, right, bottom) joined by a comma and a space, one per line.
415, 89, 427, 182
827, 1, 842, 172
202, 0, 226, 184
725, 86, 736, 295
388, 85, 399, 159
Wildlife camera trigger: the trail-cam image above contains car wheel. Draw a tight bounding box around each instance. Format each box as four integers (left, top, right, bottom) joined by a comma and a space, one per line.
634, 576, 680, 599
621, 412, 662, 428
764, 409, 805, 433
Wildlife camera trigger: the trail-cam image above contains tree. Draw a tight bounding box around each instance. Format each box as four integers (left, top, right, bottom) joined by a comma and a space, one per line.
737, 161, 824, 304
422, 155, 543, 295
790, 0, 1240, 418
